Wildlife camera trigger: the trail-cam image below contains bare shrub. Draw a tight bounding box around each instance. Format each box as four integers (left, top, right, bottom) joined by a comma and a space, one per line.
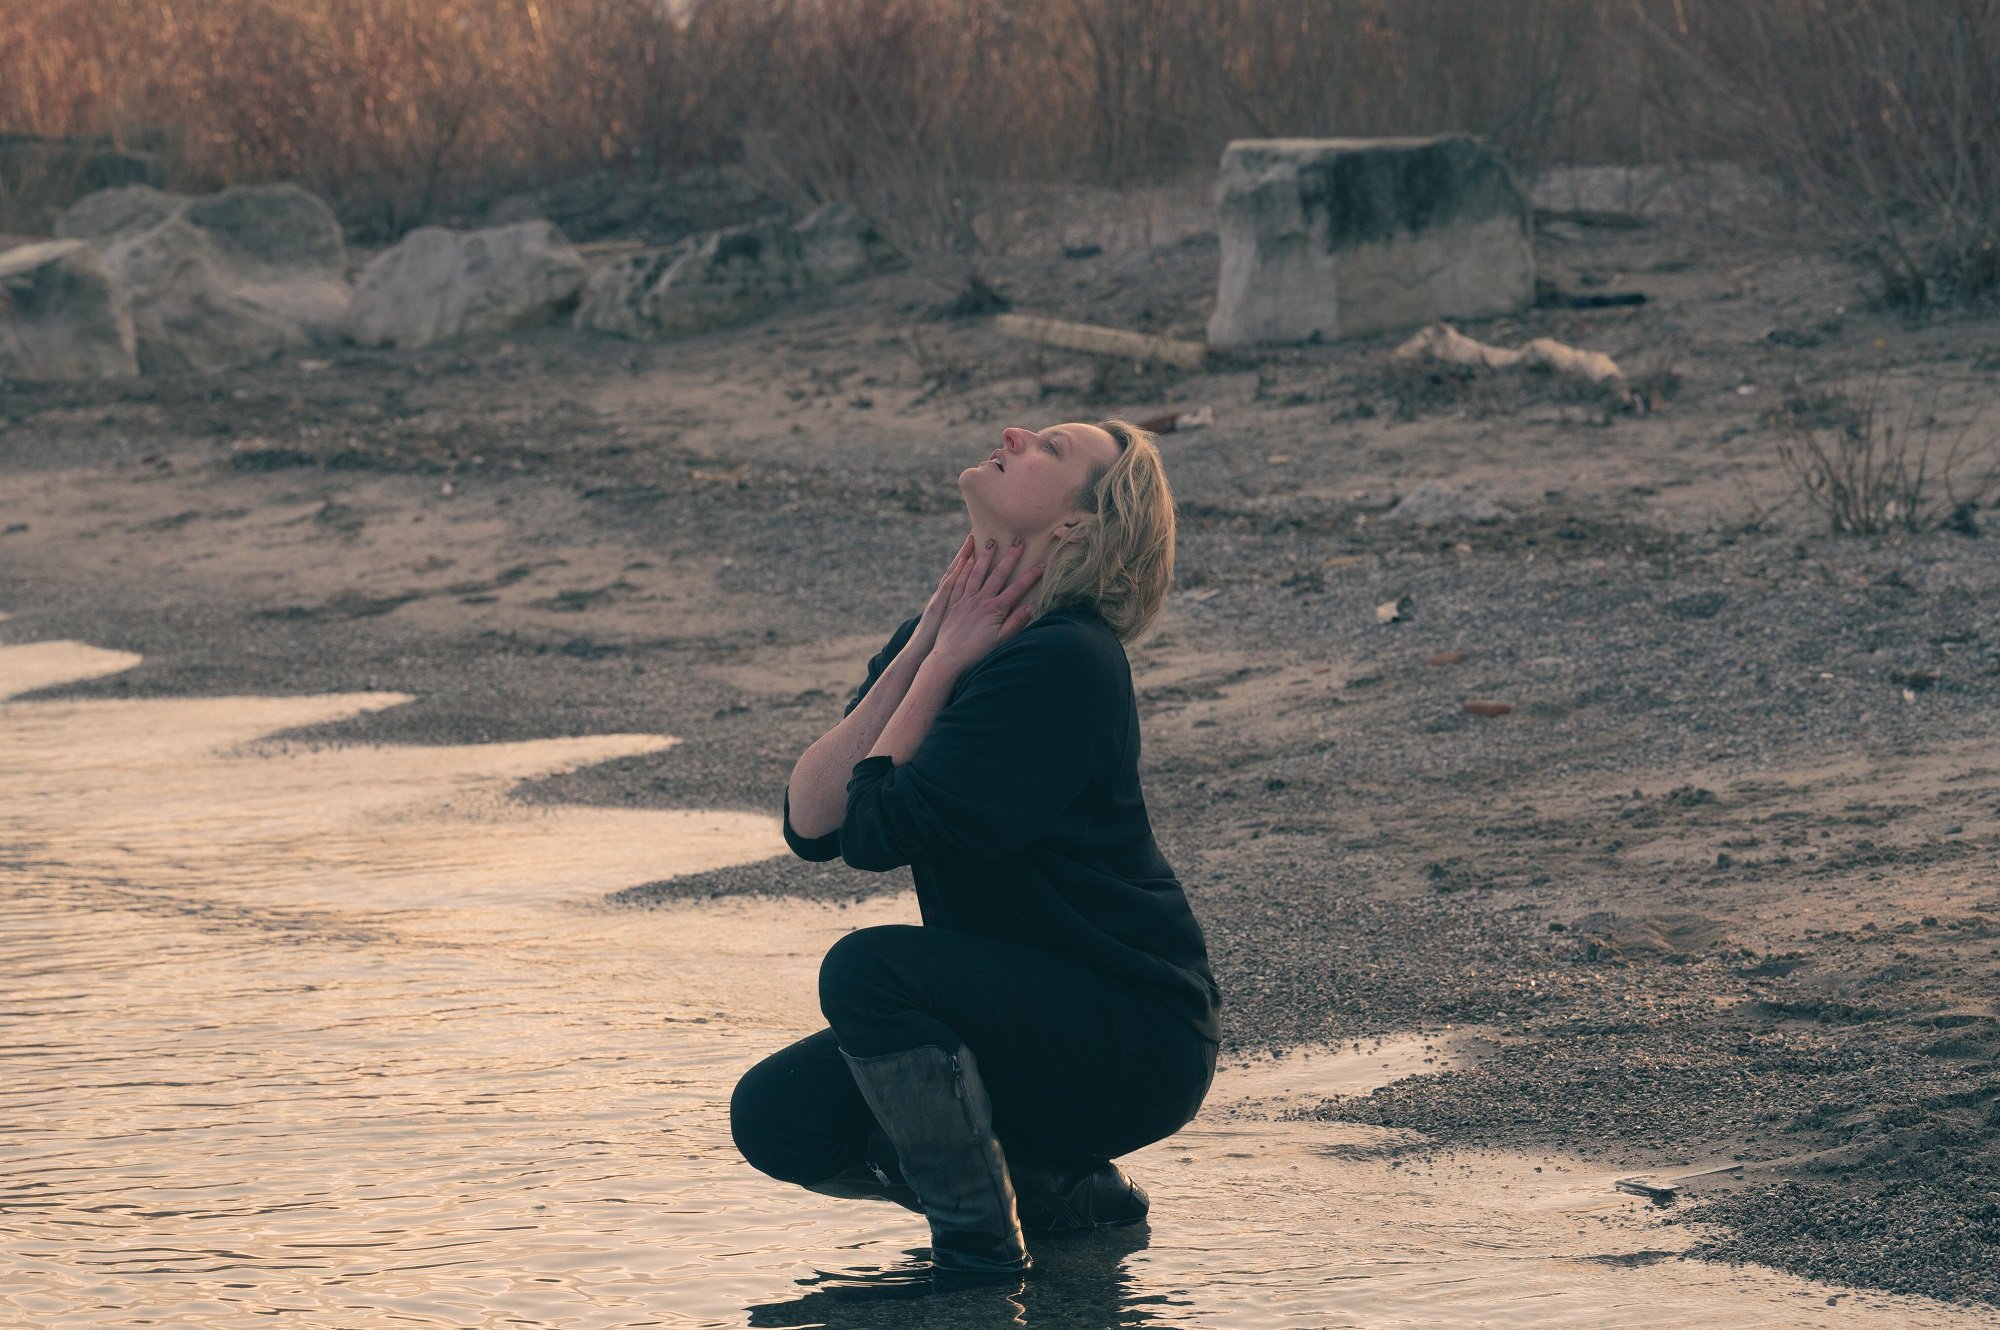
1643, 0, 2000, 311
726, 0, 1035, 307
900, 324, 979, 397
1774, 382, 2000, 535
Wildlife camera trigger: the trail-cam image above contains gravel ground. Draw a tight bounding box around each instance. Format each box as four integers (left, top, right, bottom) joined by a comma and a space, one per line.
4, 195, 1998, 1307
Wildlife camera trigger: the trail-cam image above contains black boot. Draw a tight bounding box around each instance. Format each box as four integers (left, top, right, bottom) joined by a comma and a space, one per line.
838, 1042, 1034, 1278
1010, 1156, 1150, 1234
801, 1129, 923, 1215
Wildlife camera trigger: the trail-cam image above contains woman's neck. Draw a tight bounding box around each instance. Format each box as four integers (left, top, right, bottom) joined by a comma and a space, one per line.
967, 523, 1060, 576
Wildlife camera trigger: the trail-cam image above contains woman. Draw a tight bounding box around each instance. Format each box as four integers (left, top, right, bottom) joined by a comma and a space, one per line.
730, 419, 1223, 1280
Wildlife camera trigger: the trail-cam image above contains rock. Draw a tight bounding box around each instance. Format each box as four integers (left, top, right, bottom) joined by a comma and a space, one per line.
1567, 910, 1734, 962
1385, 481, 1507, 526
56, 184, 186, 244
343, 219, 588, 349
1462, 700, 1514, 717
1426, 650, 1467, 667
1207, 135, 1533, 348
55, 183, 351, 372
793, 202, 899, 285
603, 220, 807, 339
571, 239, 695, 340
0, 239, 138, 381
576, 206, 899, 340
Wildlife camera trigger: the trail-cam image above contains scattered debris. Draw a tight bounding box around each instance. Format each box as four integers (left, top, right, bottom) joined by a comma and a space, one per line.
1462, 700, 1514, 717
687, 464, 749, 486
1136, 405, 1214, 434
1615, 1162, 1745, 1206
1376, 595, 1413, 624
1537, 286, 1649, 310
993, 312, 1207, 370
1615, 1177, 1681, 1204
1393, 321, 1631, 405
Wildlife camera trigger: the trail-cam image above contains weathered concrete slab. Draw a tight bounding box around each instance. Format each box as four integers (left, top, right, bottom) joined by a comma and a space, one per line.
344, 219, 589, 349
0, 238, 139, 381
1207, 135, 1533, 348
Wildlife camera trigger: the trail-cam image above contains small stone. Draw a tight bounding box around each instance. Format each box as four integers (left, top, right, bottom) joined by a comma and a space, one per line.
1427, 650, 1468, 667
1385, 481, 1506, 527
1462, 700, 1514, 717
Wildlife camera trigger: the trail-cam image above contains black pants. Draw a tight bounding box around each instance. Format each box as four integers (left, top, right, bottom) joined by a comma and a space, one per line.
730, 924, 1217, 1186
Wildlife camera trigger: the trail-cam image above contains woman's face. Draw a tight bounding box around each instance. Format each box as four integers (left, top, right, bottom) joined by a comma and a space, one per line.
959, 422, 1120, 539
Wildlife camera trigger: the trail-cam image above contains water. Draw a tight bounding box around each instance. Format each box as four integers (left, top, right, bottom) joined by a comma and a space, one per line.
1, 631, 1986, 1329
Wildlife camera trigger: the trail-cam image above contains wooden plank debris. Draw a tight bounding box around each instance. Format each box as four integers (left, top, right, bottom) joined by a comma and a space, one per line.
994, 313, 1208, 370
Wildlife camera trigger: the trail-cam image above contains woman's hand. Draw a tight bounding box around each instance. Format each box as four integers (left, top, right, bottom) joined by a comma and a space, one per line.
907, 533, 977, 659
926, 536, 1045, 680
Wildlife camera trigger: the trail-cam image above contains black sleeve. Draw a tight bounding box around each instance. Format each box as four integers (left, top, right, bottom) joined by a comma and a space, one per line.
844, 616, 922, 718
780, 615, 922, 862
838, 620, 1121, 872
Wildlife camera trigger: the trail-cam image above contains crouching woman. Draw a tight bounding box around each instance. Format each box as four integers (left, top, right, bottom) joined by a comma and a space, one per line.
730, 419, 1223, 1279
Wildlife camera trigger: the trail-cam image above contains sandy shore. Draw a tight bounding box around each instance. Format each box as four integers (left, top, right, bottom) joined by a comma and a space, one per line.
4, 205, 1997, 1305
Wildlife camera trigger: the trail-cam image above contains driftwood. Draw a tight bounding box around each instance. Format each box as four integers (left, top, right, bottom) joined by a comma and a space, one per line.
1393, 321, 1631, 405
993, 313, 1207, 370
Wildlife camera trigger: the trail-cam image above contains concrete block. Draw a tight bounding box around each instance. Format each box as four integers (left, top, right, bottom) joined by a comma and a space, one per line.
1207, 135, 1533, 348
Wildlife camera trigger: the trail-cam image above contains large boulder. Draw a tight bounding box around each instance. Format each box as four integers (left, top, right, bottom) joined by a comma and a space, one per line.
0, 239, 139, 382
55, 182, 351, 372
575, 203, 899, 340
343, 219, 589, 349
1207, 136, 1533, 348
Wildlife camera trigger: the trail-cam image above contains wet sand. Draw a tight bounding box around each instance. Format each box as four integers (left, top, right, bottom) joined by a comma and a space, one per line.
3, 199, 1998, 1309
4, 640, 1992, 1328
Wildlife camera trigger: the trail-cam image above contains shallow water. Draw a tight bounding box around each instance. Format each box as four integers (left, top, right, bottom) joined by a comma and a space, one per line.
1, 634, 1986, 1329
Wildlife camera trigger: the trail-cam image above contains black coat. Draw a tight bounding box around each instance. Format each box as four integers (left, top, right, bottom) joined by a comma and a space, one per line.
783, 604, 1222, 1042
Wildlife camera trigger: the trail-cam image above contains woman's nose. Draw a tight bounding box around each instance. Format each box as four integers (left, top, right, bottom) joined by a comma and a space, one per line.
1000, 427, 1027, 450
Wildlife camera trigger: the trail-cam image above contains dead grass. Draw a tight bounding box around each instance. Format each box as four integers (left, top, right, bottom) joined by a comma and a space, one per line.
6, 0, 1997, 320
0, 0, 1674, 242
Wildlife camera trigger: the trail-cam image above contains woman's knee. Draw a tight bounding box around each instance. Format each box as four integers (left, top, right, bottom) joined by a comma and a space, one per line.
729, 1062, 802, 1182
729, 1049, 849, 1185
816, 924, 922, 1028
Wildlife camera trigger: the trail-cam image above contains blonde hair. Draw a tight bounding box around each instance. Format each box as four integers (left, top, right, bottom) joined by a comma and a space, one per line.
1024, 418, 1176, 644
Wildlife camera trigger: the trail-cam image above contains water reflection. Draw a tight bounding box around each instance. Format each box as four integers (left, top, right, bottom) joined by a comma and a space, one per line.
2, 633, 1989, 1330
746, 1225, 1152, 1329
